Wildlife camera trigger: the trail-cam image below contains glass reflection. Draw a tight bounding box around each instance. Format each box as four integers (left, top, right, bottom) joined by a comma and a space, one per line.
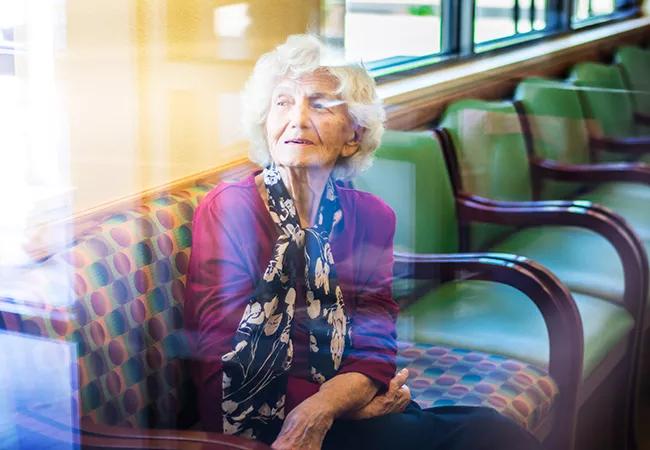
0, 330, 79, 450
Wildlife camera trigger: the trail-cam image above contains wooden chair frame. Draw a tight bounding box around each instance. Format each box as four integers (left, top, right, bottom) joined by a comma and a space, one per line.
437, 126, 648, 450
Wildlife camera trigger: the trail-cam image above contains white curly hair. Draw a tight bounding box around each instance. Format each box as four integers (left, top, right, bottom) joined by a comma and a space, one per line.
241, 34, 386, 180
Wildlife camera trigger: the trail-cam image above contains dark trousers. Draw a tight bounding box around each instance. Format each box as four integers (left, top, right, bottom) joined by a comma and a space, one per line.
322, 402, 544, 450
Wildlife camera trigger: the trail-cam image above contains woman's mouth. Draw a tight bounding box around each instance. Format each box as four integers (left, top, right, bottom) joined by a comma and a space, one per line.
284, 138, 314, 145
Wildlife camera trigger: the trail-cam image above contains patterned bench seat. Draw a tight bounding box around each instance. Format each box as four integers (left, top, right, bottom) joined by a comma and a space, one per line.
0, 169, 561, 446
397, 342, 558, 434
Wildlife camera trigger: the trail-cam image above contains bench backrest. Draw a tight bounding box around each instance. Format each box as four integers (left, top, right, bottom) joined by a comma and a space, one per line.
1, 183, 216, 428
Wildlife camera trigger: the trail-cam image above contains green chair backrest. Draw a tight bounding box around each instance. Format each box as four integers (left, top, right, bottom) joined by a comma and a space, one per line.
615, 46, 650, 116
440, 99, 532, 249
514, 77, 591, 199
569, 62, 637, 139
354, 130, 459, 254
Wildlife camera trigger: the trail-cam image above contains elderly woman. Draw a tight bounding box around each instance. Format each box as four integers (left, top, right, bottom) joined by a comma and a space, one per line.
184, 35, 542, 450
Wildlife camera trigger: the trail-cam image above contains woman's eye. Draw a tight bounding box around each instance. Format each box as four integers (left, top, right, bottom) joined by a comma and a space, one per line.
312, 101, 329, 110
276, 100, 287, 107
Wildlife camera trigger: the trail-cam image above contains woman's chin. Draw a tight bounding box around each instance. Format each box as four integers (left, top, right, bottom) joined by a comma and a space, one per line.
273, 156, 336, 172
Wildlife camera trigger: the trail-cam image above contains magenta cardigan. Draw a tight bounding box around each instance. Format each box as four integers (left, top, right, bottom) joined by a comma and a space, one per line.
184, 173, 398, 431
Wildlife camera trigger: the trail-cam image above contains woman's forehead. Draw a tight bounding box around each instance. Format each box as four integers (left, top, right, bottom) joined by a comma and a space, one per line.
273, 71, 340, 97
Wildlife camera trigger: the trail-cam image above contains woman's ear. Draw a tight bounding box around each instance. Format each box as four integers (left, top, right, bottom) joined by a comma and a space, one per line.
342, 127, 364, 157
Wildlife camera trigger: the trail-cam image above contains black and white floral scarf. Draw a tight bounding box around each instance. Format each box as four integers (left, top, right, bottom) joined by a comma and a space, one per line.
221, 164, 350, 442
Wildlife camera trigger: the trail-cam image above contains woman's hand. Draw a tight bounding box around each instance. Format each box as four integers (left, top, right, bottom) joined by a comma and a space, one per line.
271, 371, 388, 449
343, 368, 411, 420
271, 393, 336, 450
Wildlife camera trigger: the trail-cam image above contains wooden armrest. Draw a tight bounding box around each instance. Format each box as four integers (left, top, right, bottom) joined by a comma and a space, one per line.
81, 422, 271, 449
634, 111, 650, 127
531, 158, 650, 185
393, 251, 582, 448
14, 406, 270, 450
457, 194, 647, 319
590, 135, 650, 154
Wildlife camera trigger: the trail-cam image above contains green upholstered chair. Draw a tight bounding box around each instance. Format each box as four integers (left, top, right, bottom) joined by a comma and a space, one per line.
615, 46, 650, 117
514, 77, 650, 242
439, 99, 647, 302
439, 101, 648, 448
0, 180, 270, 449
569, 62, 650, 162
354, 130, 590, 450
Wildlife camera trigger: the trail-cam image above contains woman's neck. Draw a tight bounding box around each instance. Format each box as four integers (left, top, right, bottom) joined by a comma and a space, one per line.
256, 165, 332, 228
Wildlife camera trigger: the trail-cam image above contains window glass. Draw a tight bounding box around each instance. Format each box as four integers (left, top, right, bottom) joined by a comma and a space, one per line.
517, 0, 547, 33
0, 0, 69, 270
474, 0, 517, 44
474, 0, 548, 45
322, 0, 442, 64
326, 0, 632, 76
573, 0, 615, 22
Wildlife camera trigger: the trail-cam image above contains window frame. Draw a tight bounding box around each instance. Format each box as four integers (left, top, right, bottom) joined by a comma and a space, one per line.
335, 0, 642, 82
570, 0, 639, 29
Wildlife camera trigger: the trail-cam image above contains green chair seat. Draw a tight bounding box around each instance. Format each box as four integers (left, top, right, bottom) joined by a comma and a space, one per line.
575, 183, 650, 241
489, 226, 628, 303
397, 279, 634, 378
587, 181, 650, 201
396, 342, 559, 432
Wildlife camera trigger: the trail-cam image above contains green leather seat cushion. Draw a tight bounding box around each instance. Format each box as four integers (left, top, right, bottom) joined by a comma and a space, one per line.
397, 279, 634, 378
575, 183, 650, 241
489, 226, 632, 303
586, 181, 650, 201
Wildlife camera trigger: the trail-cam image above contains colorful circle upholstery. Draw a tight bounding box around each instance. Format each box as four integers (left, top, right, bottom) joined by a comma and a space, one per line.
397, 342, 558, 432
1, 183, 215, 428
1, 175, 558, 436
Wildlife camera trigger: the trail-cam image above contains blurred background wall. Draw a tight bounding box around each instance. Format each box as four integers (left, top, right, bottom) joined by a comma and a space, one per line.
2, 0, 319, 221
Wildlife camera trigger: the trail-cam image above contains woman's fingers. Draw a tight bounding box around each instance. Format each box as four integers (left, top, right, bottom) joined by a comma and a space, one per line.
399, 385, 411, 410
344, 371, 413, 420
389, 368, 409, 390
382, 369, 410, 414
399, 384, 410, 398
394, 384, 411, 412
271, 395, 334, 449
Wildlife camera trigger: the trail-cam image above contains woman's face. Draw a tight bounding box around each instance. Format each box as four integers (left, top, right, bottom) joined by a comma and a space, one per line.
265, 70, 359, 172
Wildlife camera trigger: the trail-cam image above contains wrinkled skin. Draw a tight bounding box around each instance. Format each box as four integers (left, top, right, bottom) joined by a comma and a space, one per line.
271, 370, 411, 450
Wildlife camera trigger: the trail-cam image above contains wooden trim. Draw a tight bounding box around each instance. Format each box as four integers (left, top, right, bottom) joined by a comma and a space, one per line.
64, 157, 255, 226
530, 158, 650, 184
381, 16, 650, 130
590, 135, 650, 153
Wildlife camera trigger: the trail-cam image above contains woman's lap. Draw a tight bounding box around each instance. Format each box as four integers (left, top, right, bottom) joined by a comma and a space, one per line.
322, 402, 543, 450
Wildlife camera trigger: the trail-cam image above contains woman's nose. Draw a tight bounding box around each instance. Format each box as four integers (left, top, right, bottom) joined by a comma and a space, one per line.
289, 100, 310, 128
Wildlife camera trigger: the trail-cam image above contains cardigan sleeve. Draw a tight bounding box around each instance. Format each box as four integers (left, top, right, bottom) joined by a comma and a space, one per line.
337, 199, 398, 392
184, 186, 258, 431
